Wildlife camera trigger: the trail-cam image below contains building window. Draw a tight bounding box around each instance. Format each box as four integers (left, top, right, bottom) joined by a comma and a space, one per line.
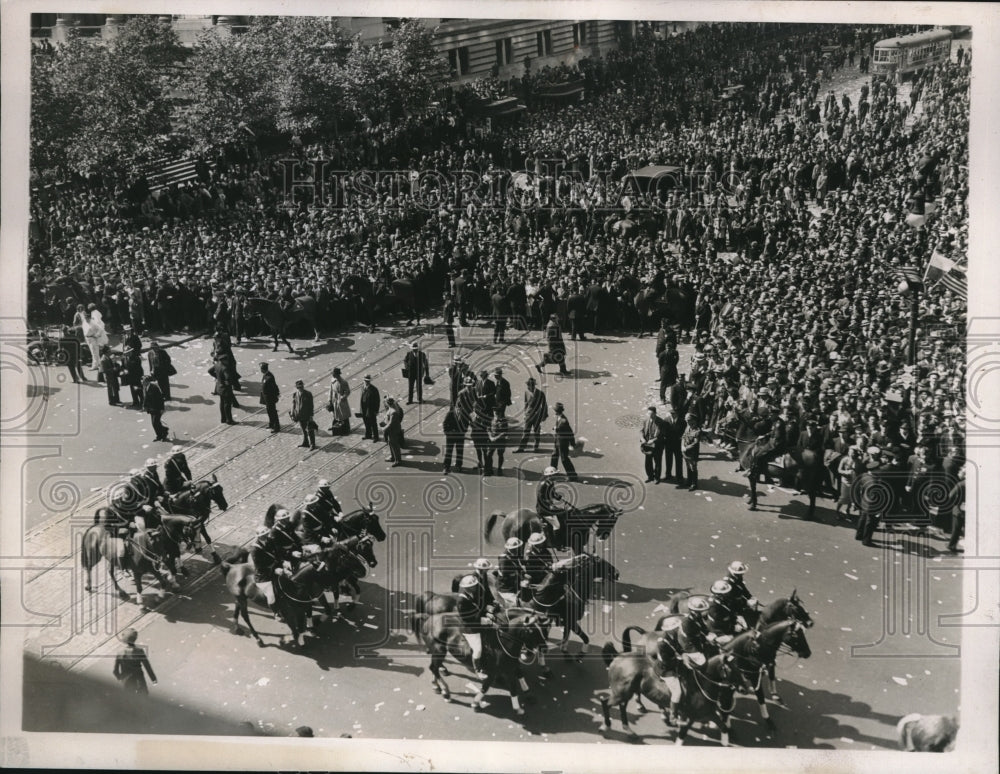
573, 22, 588, 47
536, 29, 552, 57
448, 46, 470, 77
496, 37, 513, 66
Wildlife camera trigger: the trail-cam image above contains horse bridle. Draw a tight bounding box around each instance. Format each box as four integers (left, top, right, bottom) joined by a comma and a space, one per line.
689, 660, 737, 714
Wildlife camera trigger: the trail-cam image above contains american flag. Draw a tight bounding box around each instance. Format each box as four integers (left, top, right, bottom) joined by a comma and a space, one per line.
922, 251, 968, 300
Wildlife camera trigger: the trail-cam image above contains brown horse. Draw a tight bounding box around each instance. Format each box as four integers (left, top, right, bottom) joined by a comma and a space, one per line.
411, 609, 550, 716
600, 637, 739, 745
484, 505, 622, 554
80, 511, 179, 607
245, 296, 319, 351
164, 475, 228, 564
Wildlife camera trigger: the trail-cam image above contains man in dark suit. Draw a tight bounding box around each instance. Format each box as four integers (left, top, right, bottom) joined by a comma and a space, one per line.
492, 367, 512, 417
537, 314, 569, 375
550, 402, 578, 479
443, 404, 465, 474
58, 332, 86, 383
443, 292, 457, 348
669, 373, 689, 415
359, 374, 381, 441
147, 341, 173, 400
259, 362, 281, 432
142, 376, 169, 441
641, 405, 665, 483
452, 270, 470, 326
585, 279, 605, 335
113, 628, 157, 695
291, 379, 317, 450
661, 407, 685, 482
215, 359, 236, 425
403, 341, 430, 404
164, 445, 192, 494
566, 286, 587, 341
448, 356, 467, 407
658, 341, 680, 403
490, 285, 508, 344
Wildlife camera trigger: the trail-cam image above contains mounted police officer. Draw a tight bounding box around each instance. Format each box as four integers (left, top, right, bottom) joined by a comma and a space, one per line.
536, 466, 572, 544
163, 445, 193, 495
139, 458, 165, 508
457, 574, 495, 679
497, 537, 527, 605
724, 560, 757, 626
523, 531, 556, 586
250, 525, 285, 618
706, 579, 739, 637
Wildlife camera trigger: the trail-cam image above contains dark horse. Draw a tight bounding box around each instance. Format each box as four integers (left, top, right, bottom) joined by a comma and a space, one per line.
220, 549, 335, 649
484, 504, 623, 554
721, 619, 812, 731
600, 639, 739, 745
244, 296, 319, 352
80, 511, 181, 607
164, 475, 228, 564
342, 275, 422, 329
518, 552, 620, 661
411, 608, 550, 716
665, 589, 814, 633
631, 283, 697, 338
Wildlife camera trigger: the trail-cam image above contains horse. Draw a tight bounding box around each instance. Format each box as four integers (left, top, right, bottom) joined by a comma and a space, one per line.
80, 511, 179, 607
664, 589, 814, 633
342, 275, 422, 329
263, 502, 387, 543
600, 642, 739, 745
411, 608, 550, 716
164, 475, 228, 564
244, 296, 319, 351
721, 619, 812, 731
632, 285, 697, 337
518, 552, 620, 660
780, 448, 829, 519
312, 534, 378, 617
484, 504, 623, 553
897, 713, 959, 752
219, 552, 328, 649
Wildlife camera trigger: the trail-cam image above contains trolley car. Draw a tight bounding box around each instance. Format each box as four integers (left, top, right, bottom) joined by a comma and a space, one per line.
872, 28, 953, 82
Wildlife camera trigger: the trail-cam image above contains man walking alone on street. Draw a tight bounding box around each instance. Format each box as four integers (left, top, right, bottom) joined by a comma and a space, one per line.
550, 402, 578, 480
291, 379, 317, 450
113, 628, 157, 695
259, 363, 280, 432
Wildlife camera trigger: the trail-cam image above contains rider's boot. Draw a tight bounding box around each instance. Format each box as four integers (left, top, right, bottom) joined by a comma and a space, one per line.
473, 658, 488, 680
669, 700, 683, 726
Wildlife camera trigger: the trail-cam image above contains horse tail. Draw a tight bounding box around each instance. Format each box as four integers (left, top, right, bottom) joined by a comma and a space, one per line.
409, 611, 428, 640
484, 511, 500, 543
622, 625, 646, 653
602, 641, 619, 667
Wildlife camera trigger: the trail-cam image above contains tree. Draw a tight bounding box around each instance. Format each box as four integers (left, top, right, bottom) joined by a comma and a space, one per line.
176, 29, 280, 156
30, 17, 186, 178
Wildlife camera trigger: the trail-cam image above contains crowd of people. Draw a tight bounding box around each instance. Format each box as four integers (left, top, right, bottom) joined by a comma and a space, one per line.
30, 22, 968, 551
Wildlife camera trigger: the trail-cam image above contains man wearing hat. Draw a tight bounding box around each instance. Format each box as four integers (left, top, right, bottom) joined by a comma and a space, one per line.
679, 413, 702, 491
537, 313, 569, 375
550, 402, 578, 479
854, 448, 886, 547
490, 284, 509, 344
142, 375, 169, 441
381, 397, 404, 467
358, 374, 381, 442
515, 377, 548, 453
447, 356, 467, 408
641, 405, 666, 483
163, 445, 193, 495
291, 379, 317, 450
402, 341, 430, 405
327, 367, 351, 435
146, 341, 173, 400
113, 628, 157, 695
314, 479, 344, 526
492, 367, 512, 417
523, 532, 556, 586
456, 374, 477, 427
250, 523, 287, 615
138, 458, 165, 508
486, 405, 509, 476
442, 292, 457, 348
259, 363, 281, 433
456, 574, 493, 679
497, 537, 527, 605
442, 401, 466, 475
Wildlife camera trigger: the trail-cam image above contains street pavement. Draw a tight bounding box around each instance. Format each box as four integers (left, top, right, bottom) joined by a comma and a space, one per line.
16, 313, 965, 748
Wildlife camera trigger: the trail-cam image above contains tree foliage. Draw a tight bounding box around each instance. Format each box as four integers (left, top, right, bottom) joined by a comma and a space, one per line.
32, 15, 449, 178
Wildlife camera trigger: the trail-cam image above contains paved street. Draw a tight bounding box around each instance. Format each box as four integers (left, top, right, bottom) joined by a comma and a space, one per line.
16, 314, 964, 748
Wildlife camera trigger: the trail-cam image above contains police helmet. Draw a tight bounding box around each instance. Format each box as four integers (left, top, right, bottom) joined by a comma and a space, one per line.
711, 579, 733, 597
728, 560, 748, 575
474, 557, 491, 570
504, 537, 523, 551
459, 575, 478, 590
687, 596, 710, 613
527, 532, 547, 546
275, 508, 291, 522
543, 466, 558, 477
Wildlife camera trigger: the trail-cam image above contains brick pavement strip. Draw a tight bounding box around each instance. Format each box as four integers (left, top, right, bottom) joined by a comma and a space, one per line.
21, 322, 532, 668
